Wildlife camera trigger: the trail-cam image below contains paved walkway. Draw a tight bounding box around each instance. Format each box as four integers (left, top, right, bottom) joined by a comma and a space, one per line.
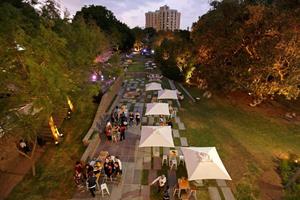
73, 78, 149, 200
72, 60, 235, 200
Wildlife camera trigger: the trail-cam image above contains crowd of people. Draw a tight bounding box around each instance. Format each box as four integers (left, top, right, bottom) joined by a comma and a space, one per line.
105, 105, 141, 143
73, 154, 122, 197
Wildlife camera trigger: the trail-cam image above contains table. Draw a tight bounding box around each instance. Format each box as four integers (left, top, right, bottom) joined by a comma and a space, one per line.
178, 178, 190, 198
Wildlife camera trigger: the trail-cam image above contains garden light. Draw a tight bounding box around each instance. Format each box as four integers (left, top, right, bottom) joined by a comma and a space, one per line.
92, 74, 97, 81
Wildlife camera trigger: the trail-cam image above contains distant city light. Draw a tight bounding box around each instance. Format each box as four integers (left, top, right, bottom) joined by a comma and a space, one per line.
143, 49, 147, 53
151, 50, 155, 54
101, 75, 104, 81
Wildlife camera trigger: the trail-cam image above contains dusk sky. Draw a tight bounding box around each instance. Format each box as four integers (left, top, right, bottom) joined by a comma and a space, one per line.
59, 0, 213, 29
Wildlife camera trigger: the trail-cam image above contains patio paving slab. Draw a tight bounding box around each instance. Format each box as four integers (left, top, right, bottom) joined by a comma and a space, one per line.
141, 186, 150, 200
132, 169, 142, 184
178, 122, 186, 130
180, 137, 188, 147
208, 187, 222, 200
221, 187, 236, 200
148, 117, 154, 125
148, 170, 157, 184
153, 157, 162, 170
121, 184, 141, 200
175, 116, 181, 123
142, 117, 148, 124
172, 129, 180, 138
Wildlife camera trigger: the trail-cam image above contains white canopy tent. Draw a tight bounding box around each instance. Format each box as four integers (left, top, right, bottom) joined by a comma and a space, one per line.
181, 147, 232, 181
139, 126, 174, 147
145, 103, 170, 116
157, 89, 178, 100
145, 82, 162, 91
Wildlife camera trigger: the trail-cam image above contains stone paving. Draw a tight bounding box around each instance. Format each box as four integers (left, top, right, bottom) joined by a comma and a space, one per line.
73, 63, 236, 200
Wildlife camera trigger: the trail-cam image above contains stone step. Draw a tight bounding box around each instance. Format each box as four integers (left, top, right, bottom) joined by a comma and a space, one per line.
175, 116, 181, 123
178, 122, 186, 130
180, 137, 188, 147
172, 129, 180, 138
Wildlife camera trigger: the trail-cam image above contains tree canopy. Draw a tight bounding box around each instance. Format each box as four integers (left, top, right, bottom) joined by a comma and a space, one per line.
74, 5, 135, 51
154, 0, 300, 103
0, 0, 111, 141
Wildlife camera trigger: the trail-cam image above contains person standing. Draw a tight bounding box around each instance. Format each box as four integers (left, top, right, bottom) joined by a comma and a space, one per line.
74, 161, 84, 186
129, 112, 134, 126
86, 172, 97, 197
119, 124, 126, 141
135, 112, 140, 125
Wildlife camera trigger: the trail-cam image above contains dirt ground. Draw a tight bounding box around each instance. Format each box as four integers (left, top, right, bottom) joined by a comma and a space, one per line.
0, 137, 44, 199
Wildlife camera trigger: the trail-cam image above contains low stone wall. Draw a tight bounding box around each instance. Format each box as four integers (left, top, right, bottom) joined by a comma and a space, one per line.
82, 75, 124, 146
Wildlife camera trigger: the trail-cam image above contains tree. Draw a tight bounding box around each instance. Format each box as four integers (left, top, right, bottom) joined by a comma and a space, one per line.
74, 5, 134, 51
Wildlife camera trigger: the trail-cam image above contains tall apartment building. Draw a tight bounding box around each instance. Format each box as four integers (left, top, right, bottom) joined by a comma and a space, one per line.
145, 5, 181, 31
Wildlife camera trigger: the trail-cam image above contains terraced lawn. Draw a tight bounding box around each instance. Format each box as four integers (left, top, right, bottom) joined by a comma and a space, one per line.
177, 87, 300, 199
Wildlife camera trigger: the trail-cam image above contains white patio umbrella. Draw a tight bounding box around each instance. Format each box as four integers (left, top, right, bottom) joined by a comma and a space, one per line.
181, 147, 232, 181
139, 126, 174, 147
158, 89, 178, 100
145, 82, 162, 91
145, 103, 170, 116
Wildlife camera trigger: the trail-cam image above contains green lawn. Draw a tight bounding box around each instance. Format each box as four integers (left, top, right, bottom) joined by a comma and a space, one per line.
127, 61, 144, 72
7, 89, 98, 200
178, 86, 300, 198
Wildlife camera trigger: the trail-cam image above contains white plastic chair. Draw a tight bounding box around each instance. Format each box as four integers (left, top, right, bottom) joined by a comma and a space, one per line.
162, 155, 168, 166
100, 183, 110, 197
179, 155, 185, 165
170, 159, 177, 170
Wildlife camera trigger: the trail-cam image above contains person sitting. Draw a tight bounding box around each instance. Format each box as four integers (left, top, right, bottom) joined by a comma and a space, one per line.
159, 115, 164, 125
104, 162, 114, 178
150, 174, 167, 192
19, 139, 30, 154
85, 164, 94, 180
93, 161, 102, 176
115, 156, 122, 174
167, 120, 173, 128
163, 186, 170, 200
113, 162, 121, 176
